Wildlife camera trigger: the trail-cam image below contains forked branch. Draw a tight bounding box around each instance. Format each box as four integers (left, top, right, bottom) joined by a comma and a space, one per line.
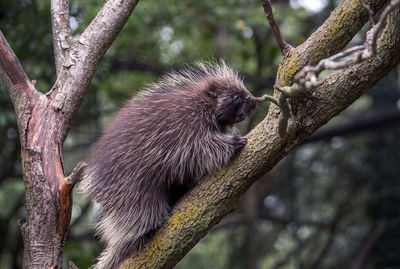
50, 0, 140, 143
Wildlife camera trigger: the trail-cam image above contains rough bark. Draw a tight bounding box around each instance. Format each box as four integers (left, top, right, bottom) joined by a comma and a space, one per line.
51, 0, 72, 75
121, 2, 400, 269
0, 0, 139, 267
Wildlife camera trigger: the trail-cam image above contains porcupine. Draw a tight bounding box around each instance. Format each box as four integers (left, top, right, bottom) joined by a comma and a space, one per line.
79, 61, 258, 269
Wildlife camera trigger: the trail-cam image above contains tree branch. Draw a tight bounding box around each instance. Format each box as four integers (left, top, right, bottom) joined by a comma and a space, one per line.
0, 31, 40, 105
51, 0, 72, 75
260, 0, 292, 55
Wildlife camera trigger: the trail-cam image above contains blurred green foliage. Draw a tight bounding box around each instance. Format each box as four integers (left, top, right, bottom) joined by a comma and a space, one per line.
1, 0, 400, 268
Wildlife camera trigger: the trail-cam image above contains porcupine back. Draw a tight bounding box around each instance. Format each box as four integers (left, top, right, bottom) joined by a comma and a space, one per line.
79, 61, 255, 269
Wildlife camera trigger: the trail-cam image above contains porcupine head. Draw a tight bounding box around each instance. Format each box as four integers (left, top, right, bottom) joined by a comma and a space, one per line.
78, 61, 257, 269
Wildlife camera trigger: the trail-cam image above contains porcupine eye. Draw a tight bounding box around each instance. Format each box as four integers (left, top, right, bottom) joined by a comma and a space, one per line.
216, 92, 243, 127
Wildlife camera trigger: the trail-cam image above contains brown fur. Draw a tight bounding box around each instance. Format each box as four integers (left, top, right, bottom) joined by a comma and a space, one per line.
79, 61, 257, 269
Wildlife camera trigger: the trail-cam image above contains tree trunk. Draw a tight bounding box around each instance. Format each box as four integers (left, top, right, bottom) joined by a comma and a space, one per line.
21, 97, 68, 268
0, 0, 139, 267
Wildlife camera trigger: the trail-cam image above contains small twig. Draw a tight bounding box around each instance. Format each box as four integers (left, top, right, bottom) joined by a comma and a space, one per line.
361, 3, 376, 26
295, 45, 365, 84
248, 93, 282, 108
58, 162, 87, 243
65, 161, 87, 186
260, 0, 292, 55
329, 45, 365, 62
248, 85, 297, 137
294, 0, 400, 89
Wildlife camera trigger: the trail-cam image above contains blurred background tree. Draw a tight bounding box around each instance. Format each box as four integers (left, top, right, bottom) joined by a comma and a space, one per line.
0, 0, 399, 268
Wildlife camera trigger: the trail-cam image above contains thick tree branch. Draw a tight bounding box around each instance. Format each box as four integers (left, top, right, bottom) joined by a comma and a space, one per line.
121, 5, 400, 268
0, 31, 40, 106
51, 0, 72, 75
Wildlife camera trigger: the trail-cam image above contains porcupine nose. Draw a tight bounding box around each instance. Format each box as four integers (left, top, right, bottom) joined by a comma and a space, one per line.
247, 98, 257, 115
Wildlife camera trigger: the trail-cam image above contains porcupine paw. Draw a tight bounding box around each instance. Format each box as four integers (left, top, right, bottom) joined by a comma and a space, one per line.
232, 135, 247, 152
